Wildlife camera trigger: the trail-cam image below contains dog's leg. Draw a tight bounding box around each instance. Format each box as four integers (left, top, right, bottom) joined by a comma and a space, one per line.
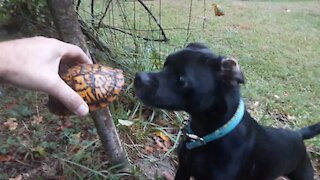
174, 165, 190, 180
287, 156, 314, 180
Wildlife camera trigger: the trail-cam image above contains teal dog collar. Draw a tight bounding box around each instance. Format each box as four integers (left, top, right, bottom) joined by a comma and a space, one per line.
186, 98, 245, 150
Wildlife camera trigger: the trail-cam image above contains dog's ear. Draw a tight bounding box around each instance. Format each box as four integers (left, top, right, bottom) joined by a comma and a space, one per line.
186, 42, 208, 49
220, 57, 244, 84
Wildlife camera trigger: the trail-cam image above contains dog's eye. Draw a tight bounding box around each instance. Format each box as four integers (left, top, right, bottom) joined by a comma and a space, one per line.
177, 76, 188, 88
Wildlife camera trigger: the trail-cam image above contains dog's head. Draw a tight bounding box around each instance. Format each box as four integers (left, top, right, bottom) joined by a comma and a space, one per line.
134, 43, 244, 112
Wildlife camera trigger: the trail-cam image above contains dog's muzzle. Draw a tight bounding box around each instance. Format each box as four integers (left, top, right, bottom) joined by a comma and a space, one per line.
135, 72, 154, 87
134, 72, 159, 101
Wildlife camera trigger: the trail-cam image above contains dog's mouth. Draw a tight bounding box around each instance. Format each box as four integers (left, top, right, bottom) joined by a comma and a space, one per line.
134, 86, 156, 104
134, 72, 187, 111
135, 87, 185, 111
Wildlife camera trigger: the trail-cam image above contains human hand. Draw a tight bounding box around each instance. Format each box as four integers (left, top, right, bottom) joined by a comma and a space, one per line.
0, 36, 92, 116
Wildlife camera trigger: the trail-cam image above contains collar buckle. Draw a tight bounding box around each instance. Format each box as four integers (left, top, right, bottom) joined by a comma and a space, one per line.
186, 133, 206, 145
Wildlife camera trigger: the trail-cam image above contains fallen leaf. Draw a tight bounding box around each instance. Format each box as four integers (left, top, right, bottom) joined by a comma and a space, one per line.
164, 141, 173, 149
287, 115, 296, 121
163, 170, 174, 180
73, 132, 81, 139
71, 146, 81, 153
118, 119, 134, 126
212, 3, 224, 16
4, 118, 18, 130
21, 173, 30, 179
33, 146, 47, 156
284, 8, 291, 13
143, 146, 154, 154
31, 115, 43, 125
0, 155, 14, 162
153, 136, 169, 152
56, 125, 64, 131
155, 131, 170, 142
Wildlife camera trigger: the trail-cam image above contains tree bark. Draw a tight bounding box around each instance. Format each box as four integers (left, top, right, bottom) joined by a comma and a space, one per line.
91, 109, 129, 166
47, 0, 129, 168
47, 0, 87, 52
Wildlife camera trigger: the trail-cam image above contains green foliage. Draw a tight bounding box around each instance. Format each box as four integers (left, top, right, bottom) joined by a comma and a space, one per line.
0, 0, 47, 18
0, 0, 50, 37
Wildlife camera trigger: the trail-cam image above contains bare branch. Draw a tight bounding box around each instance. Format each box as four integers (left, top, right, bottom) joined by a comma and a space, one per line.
137, 0, 168, 42
186, 0, 193, 43
99, 24, 167, 42
97, 0, 113, 30
76, 0, 81, 11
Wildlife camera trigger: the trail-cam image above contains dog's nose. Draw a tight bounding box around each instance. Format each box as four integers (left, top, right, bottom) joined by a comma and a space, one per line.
134, 72, 153, 87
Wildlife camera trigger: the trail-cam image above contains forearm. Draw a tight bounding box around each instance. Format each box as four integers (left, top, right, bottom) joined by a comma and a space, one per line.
0, 39, 20, 82
0, 37, 50, 87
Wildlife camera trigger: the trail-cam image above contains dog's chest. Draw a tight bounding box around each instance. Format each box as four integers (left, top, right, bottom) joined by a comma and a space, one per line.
179, 138, 254, 179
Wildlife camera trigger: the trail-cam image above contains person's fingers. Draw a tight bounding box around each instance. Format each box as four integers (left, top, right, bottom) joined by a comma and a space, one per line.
49, 78, 89, 116
61, 43, 93, 64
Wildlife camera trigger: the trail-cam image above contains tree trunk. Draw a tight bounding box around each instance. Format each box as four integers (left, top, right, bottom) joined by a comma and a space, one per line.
47, 0, 129, 168
47, 0, 88, 53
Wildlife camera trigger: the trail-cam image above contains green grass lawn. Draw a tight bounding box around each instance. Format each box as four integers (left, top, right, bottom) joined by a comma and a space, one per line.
110, 0, 320, 139
0, 0, 319, 179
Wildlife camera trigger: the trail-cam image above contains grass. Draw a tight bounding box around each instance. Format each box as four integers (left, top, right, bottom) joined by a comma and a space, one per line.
0, 0, 320, 179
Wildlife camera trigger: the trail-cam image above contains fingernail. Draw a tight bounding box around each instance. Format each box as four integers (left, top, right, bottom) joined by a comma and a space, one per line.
75, 104, 89, 116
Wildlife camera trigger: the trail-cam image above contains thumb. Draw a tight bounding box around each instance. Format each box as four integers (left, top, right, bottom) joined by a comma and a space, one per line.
50, 78, 89, 116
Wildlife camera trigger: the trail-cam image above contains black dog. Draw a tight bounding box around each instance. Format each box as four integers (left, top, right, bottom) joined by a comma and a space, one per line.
134, 43, 320, 180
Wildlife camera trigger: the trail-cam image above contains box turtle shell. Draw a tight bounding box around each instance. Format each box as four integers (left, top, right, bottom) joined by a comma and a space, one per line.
48, 64, 124, 115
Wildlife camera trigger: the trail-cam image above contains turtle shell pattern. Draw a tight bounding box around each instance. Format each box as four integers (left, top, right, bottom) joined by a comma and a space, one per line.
62, 64, 125, 111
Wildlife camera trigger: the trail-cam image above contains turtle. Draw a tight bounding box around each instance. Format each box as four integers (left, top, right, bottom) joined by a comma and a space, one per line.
48, 64, 125, 116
